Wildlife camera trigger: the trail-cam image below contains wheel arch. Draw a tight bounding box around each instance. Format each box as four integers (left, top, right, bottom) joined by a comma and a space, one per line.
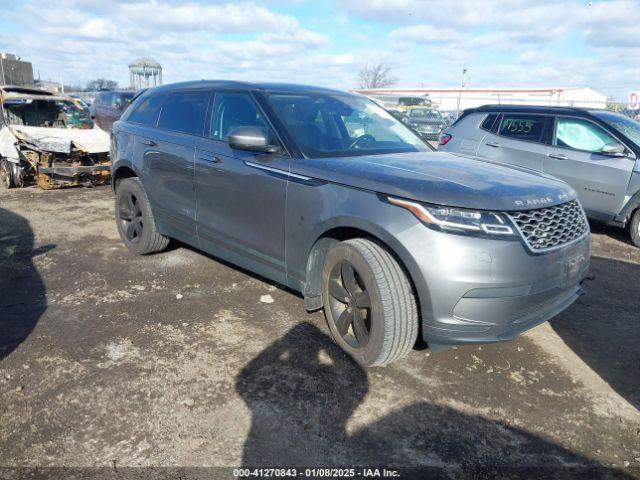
111, 163, 140, 192
302, 220, 431, 326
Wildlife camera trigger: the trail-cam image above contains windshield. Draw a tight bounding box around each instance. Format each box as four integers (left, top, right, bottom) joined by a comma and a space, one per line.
592, 111, 640, 148
266, 93, 431, 158
3, 97, 93, 129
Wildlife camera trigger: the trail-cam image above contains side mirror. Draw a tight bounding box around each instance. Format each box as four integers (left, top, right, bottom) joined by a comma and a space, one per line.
227, 126, 279, 153
601, 143, 626, 157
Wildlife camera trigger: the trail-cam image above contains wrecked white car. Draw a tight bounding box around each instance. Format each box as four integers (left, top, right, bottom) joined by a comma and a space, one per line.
0, 86, 110, 189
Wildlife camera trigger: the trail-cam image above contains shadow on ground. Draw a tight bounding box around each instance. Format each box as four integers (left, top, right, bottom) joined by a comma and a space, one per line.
0, 207, 50, 361
588, 221, 635, 247
236, 323, 631, 479
550, 256, 640, 410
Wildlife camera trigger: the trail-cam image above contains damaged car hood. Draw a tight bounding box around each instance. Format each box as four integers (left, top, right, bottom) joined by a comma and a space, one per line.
9, 126, 110, 154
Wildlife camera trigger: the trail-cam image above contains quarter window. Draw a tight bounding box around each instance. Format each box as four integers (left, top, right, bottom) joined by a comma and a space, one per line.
497, 114, 546, 143
554, 117, 616, 153
127, 93, 167, 126
480, 113, 498, 132
208, 92, 270, 141
157, 90, 210, 136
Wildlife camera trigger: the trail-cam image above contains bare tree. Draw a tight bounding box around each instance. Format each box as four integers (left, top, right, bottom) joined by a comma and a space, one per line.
357, 63, 397, 89
85, 78, 118, 91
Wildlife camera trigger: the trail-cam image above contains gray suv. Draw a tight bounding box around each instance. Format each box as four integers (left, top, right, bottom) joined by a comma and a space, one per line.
110, 82, 590, 367
439, 105, 640, 246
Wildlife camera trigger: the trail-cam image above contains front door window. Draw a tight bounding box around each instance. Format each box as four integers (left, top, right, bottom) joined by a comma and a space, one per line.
554, 117, 615, 153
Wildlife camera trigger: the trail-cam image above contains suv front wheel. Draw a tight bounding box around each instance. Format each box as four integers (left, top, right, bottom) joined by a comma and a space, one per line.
115, 177, 169, 255
630, 209, 640, 248
321, 238, 418, 367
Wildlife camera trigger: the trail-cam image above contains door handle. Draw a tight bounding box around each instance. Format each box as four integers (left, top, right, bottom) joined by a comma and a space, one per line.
198, 155, 223, 164
548, 153, 569, 160
485, 142, 502, 148
141, 140, 157, 147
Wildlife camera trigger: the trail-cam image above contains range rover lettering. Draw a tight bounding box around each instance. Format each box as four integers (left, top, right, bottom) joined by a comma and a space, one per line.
110, 82, 591, 367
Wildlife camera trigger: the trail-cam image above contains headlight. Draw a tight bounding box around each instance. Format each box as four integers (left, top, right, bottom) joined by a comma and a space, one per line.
388, 197, 516, 237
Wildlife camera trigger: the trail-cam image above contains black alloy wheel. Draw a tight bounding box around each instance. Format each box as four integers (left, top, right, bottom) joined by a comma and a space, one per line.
327, 260, 372, 349
118, 191, 144, 244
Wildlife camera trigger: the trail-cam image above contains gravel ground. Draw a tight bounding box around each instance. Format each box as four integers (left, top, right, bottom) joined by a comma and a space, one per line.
0, 185, 638, 479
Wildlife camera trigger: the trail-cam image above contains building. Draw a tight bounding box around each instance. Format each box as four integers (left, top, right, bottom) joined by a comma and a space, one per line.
0, 52, 34, 87
129, 58, 162, 90
34, 79, 64, 94
354, 87, 609, 111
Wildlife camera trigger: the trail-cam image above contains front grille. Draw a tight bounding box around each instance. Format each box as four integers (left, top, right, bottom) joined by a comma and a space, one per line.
508, 200, 588, 252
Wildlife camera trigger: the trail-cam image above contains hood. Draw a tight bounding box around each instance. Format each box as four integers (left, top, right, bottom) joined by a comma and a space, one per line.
9, 126, 110, 154
290, 151, 576, 211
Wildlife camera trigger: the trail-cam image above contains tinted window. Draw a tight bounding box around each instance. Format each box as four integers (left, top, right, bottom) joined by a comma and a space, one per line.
554, 117, 616, 152
480, 113, 498, 131
127, 93, 167, 126
157, 90, 210, 136
209, 92, 270, 141
113, 92, 134, 107
497, 114, 546, 142
97, 92, 113, 105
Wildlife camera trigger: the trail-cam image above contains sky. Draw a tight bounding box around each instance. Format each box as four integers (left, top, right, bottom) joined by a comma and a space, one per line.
0, 0, 638, 99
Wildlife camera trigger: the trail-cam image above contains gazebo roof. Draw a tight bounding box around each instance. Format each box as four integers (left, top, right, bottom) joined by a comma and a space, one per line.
129, 58, 161, 69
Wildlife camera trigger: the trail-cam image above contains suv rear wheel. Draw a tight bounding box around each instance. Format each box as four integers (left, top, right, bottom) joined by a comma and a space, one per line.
115, 177, 169, 255
321, 238, 418, 367
630, 209, 640, 248
0, 159, 17, 189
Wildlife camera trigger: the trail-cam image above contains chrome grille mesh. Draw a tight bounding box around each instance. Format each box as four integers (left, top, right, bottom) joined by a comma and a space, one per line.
508, 200, 588, 252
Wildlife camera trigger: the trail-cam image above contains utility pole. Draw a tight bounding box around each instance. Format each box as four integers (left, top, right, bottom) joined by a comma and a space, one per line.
456, 68, 467, 119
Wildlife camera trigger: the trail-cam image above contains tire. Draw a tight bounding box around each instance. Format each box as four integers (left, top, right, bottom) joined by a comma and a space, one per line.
0, 158, 17, 189
630, 209, 640, 248
115, 177, 169, 255
321, 238, 418, 367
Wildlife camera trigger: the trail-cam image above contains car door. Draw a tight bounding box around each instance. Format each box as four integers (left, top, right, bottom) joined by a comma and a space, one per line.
544, 115, 636, 220
91, 92, 107, 129
105, 93, 123, 131
194, 90, 289, 283
476, 113, 551, 171
136, 89, 210, 245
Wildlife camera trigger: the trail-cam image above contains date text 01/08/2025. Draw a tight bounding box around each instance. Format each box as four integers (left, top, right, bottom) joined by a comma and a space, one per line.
233, 468, 401, 478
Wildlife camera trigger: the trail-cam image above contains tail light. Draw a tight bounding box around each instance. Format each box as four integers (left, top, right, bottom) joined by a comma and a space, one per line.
438, 133, 452, 146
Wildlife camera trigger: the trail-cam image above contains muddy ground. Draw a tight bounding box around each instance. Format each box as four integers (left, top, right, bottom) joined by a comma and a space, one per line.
0, 186, 639, 479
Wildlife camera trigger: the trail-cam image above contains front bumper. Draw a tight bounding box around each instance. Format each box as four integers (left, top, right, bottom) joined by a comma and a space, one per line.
398, 224, 591, 347
412, 128, 440, 141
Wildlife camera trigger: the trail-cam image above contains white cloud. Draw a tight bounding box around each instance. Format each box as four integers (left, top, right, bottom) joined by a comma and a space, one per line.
3, 0, 639, 97
119, 1, 299, 33
5, 0, 361, 88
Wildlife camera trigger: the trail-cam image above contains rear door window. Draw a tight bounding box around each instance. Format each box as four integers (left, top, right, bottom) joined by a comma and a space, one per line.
553, 117, 616, 153
497, 114, 547, 143
157, 90, 210, 136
